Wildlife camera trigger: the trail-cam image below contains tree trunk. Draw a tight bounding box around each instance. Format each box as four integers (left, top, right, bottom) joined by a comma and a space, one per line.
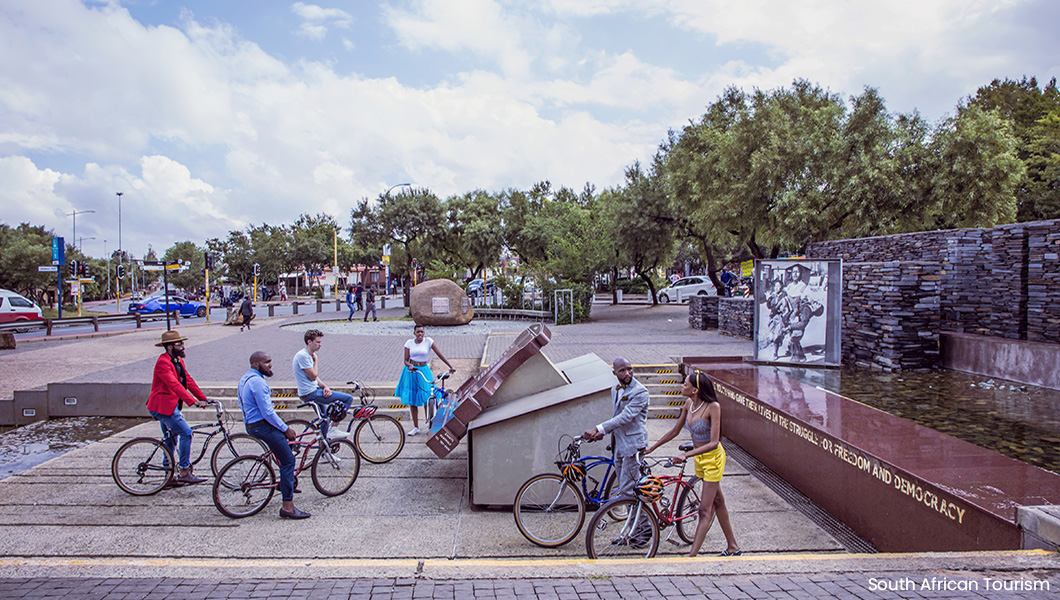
639, 270, 658, 306
611, 266, 619, 305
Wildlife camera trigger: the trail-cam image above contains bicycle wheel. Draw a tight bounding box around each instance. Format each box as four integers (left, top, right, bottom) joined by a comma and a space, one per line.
210, 433, 268, 476
111, 437, 174, 496
585, 498, 659, 559
311, 438, 360, 496
212, 456, 276, 519
513, 473, 585, 548
286, 419, 313, 434
675, 483, 713, 545
353, 415, 405, 463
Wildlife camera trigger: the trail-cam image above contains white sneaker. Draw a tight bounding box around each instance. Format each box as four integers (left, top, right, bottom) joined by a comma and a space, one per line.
326, 429, 350, 440
409, 427, 420, 436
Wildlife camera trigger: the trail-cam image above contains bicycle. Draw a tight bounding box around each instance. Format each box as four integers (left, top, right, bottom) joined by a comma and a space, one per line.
340, 380, 405, 463
211, 401, 361, 518
512, 434, 620, 548
412, 370, 454, 432
584, 446, 714, 559
111, 399, 268, 496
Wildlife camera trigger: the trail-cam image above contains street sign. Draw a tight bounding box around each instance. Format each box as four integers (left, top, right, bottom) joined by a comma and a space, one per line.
70, 282, 80, 295
38, 266, 59, 272
142, 265, 165, 271
52, 237, 65, 266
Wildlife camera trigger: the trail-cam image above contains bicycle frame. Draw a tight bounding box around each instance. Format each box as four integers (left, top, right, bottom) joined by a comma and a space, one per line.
156, 401, 227, 467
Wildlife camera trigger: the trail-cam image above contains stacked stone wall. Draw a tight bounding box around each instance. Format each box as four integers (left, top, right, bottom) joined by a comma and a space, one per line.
808, 219, 1060, 351
842, 262, 941, 371
688, 296, 719, 330
718, 297, 753, 339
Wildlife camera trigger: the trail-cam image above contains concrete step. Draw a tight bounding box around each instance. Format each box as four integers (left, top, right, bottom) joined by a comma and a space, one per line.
199, 384, 398, 398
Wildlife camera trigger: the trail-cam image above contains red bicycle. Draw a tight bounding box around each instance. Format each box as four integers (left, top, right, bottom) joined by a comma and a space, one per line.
584, 444, 715, 558
211, 402, 360, 518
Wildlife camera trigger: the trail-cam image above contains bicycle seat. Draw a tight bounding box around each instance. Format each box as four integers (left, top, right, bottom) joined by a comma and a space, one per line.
678, 442, 694, 452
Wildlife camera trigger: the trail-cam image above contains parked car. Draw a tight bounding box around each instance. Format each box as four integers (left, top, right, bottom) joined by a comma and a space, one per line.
657, 276, 714, 303
465, 278, 495, 297
127, 295, 208, 318
0, 289, 44, 329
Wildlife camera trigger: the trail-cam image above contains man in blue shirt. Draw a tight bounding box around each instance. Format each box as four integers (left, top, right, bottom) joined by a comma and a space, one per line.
239, 351, 309, 519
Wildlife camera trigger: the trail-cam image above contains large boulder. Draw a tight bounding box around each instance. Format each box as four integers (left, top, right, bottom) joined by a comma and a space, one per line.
410, 279, 473, 326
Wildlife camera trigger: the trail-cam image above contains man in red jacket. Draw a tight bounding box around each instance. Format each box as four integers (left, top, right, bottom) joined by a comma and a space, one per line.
147, 330, 207, 485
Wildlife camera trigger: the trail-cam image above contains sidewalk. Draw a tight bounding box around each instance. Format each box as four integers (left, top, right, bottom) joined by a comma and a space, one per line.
0, 303, 1056, 599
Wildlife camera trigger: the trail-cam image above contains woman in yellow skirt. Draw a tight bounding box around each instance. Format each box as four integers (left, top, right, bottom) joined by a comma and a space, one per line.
645, 370, 740, 557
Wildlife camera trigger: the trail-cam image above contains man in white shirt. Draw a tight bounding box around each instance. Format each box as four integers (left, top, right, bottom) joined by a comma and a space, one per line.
292, 329, 354, 439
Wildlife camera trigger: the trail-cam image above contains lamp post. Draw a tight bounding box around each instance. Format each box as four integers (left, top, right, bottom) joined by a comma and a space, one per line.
78, 236, 95, 253
66, 209, 96, 256
382, 184, 411, 297
116, 192, 123, 312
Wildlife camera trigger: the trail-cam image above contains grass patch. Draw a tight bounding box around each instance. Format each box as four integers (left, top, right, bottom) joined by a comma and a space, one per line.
41, 307, 109, 319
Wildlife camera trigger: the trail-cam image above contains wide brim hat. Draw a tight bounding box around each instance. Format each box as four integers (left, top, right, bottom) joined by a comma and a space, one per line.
156, 330, 189, 347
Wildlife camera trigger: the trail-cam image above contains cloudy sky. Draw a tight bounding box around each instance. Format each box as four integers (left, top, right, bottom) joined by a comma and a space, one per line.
2, 0, 1058, 258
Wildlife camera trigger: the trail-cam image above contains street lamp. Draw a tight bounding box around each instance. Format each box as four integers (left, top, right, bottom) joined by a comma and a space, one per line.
116, 192, 123, 312
384, 183, 411, 197
66, 209, 96, 254
78, 236, 96, 253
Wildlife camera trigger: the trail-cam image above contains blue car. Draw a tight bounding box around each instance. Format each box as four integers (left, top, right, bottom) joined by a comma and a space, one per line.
127, 295, 208, 318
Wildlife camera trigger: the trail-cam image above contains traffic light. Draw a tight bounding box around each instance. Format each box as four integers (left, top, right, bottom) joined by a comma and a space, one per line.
79, 261, 88, 277
117, 264, 126, 280
252, 263, 260, 276
204, 252, 214, 270
69, 260, 78, 277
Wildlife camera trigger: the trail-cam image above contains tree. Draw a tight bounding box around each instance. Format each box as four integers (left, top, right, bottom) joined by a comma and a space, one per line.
162, 241, 205, 291
968, 77, 1060, 220
598, 160, 677, 304
0, 223, 56, 303
350, 188, 445, 302
438, 190, 504, 281
290, 214, 341, 291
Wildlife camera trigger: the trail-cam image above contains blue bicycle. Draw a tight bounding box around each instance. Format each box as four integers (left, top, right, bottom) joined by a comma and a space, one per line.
512, 434, 619, 548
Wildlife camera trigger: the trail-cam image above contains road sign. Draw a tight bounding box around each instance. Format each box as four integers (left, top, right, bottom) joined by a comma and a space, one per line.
38, 266, 59, 272
52, 237, 65, 266
70, 282, 80, 295
142, 265, 164, 271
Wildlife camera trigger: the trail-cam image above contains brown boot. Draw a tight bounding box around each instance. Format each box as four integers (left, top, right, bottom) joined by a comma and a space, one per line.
175, 468, 206, 485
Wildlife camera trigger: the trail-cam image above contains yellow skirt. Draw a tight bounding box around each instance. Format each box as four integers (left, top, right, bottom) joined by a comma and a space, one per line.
694, 444, 726, 482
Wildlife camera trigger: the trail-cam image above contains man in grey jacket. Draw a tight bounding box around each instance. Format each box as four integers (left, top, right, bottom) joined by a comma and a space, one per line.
583, 356, 649, 501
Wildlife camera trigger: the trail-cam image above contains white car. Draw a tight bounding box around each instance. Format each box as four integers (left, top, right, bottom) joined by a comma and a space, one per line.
658, 276, 714, 303
0, 289, 44, 329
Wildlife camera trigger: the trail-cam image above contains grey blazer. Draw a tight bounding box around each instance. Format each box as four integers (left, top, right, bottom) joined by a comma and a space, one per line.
598, 378, 649, 457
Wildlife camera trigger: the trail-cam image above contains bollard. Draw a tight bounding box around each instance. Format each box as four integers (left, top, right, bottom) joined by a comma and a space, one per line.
268, 304, 275, 317
335, 299, 341, 311
293, 302, 299, 314
380, 296, 386, 309
46, 319, 54, 336
91, 316, 99, 332
135, 313, 142, 328
316, 299, 323, 312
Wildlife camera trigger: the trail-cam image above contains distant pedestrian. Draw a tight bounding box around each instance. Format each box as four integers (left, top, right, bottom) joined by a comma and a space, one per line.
239, 296, 254, 332
355, 283, 364, 311
279, 283, 287, 301
363, 285, 377, 321
396, 324, 455, 436
345, 285, 356, 321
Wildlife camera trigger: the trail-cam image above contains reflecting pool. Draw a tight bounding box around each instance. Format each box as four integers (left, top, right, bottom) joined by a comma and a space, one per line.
775, 366, 1060, 475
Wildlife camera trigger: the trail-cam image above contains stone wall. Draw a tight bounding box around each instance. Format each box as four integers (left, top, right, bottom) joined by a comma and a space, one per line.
718, 297, 753, 339
808, 219, 1060, 346
688, 295, 719, 330
841, 262, 941, 371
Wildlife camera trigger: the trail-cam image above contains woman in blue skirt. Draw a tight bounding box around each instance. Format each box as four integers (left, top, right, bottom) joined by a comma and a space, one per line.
396, 324, 455, 436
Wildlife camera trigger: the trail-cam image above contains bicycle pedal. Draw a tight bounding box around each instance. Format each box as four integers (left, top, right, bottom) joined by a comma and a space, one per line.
666, 538, 682, 546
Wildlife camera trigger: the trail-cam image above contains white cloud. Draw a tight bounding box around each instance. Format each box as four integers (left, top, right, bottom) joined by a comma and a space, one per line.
291, 2, 353, 39
384, 0, 536, 76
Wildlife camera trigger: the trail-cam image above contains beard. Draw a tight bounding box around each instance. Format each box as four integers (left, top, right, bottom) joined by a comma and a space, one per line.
258, 366, 273, 377
170, 347, 186, 358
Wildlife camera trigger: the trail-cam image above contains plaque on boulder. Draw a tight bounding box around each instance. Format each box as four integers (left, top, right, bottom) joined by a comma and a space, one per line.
410, 279, 474, 325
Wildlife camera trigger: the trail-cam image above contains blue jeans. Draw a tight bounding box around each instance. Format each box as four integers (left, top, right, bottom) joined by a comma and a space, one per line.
347, 301, 356, 319
302, 389, 354, 438
150, 408, 193, 470
247, 420, 296, 501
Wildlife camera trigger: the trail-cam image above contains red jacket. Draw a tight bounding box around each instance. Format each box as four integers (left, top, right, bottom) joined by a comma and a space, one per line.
146, 353, 207, 415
